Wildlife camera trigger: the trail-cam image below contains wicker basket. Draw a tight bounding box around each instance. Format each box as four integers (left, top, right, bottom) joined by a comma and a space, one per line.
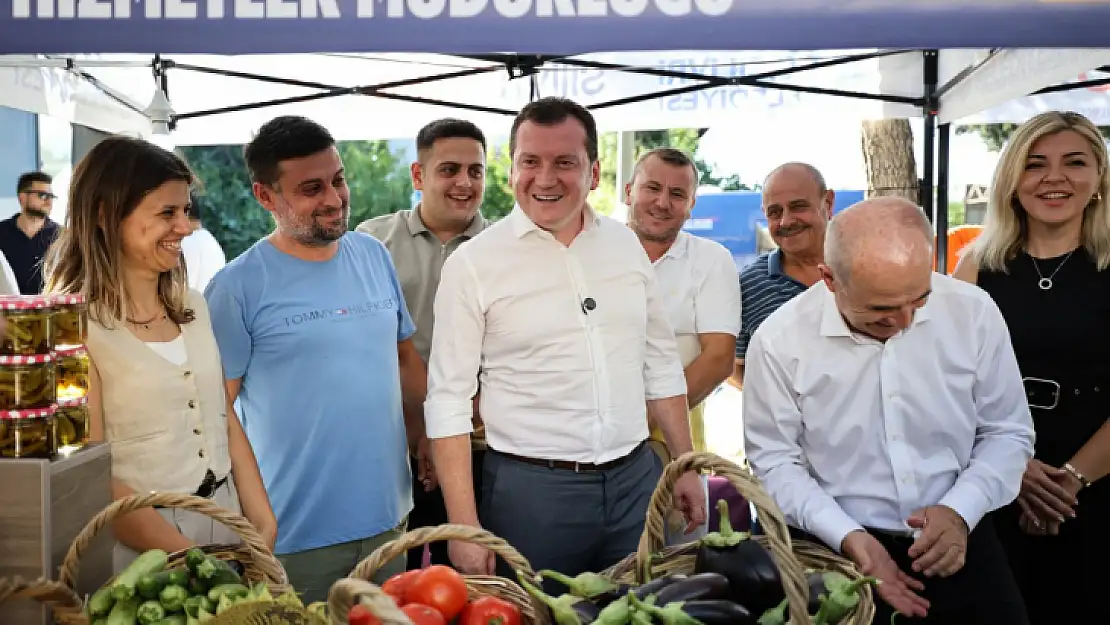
602, 451, 876, 625
327, 578, 414, 625
348, 524, 552, 625
0, 575, 83, 618
53, 491, 290, 624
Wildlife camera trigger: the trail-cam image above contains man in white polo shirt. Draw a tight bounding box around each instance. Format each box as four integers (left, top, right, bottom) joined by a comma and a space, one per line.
743, 197, 1033, 624
626, 147, 741, 545
425, 97, 706, 580
626, 147, 741, 458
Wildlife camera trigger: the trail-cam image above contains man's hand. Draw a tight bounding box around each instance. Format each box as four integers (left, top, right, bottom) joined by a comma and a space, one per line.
673, 471, 707, 533
415, 437, 438, 492
1020, 460, 1078, 523
906, 505, 968, 578
842, 531, 929, 618
449, 540, 495, 575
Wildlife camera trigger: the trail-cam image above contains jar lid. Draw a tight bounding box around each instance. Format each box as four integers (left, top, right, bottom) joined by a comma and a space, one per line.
55, 345, 88, 358
0, 295, 52, 310
0, 353, 55, 365
51, 293, 86, 305
58, 395, 89, 408
0, 405, 57, 420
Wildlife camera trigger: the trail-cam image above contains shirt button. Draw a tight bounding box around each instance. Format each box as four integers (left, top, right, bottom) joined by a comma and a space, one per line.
188, 400, 197, 409
198, 450, 205, 458
184, 370, 192, 378
193, 428, 202, 435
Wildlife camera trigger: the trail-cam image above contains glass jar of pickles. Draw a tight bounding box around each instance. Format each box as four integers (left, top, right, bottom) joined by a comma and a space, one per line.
0, 353, 56, 411
51, 293, 88, 349
0, 295, 54, 356
55, 345, 89, 402
55, 396, 89, 452
0, 405, 56, 459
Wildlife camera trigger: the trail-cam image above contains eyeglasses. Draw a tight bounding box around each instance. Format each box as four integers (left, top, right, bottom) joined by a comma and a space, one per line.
22, 190, 56, 201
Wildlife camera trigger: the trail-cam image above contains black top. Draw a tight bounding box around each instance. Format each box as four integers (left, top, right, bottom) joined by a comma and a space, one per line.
0, 215, 61, 295
977, 248, 1110, 467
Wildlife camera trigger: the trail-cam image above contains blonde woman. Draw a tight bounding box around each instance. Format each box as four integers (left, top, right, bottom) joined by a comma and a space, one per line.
43, 136, 276, 572
955, 111, 1110, 624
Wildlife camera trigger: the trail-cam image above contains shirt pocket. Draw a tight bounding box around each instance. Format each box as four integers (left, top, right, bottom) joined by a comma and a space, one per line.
106, 410, 171, 446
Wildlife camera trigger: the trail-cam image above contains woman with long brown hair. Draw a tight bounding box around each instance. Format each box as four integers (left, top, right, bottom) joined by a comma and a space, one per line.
43, 136, 276, 571
955, 110, 1110, 623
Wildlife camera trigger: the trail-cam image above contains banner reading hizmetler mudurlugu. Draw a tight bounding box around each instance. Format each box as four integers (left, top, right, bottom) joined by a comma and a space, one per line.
3, 0, 1110, 55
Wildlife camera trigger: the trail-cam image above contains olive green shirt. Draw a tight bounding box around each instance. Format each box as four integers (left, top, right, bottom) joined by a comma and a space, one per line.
356, 206, 489, 364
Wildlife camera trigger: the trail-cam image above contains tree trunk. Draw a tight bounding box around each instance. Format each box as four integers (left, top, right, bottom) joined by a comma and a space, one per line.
860, 119, 918, 203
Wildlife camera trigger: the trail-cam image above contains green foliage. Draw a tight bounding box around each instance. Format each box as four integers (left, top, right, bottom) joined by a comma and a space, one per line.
180, 129, 744, 259
956, 123, 1110, 152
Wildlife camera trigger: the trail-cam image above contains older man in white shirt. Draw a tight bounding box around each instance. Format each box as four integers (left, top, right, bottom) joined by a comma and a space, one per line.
743, 197, 1034, 624
425, 97, 707, 580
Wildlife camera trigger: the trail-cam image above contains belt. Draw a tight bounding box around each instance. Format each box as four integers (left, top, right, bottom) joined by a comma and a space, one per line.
1023, 376, 1105, 411
490, 441, 646, 473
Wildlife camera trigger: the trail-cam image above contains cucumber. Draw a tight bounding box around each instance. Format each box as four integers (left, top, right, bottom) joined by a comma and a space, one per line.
207, 583, 249, 604
138, 569, 190, 600
111, 549, 169, 601
184, 548, 208, 575
137, 599, 166, 624
87, 586, 116, 617
159, 583, 190, 613
183, 595, 215, 618
153, 616, 188, 625
203, 563, 242, 587
105, 596, 141, 625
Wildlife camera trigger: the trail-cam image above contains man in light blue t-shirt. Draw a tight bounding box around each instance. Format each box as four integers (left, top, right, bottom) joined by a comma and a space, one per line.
204, 115, 428, 604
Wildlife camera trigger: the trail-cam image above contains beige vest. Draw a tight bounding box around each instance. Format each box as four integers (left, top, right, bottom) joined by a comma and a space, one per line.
87, 290, 231, 494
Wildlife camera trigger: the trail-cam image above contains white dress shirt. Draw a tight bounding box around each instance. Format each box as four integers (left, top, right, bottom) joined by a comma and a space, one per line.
182, 227, 227, 293
742, 273, 1034, 552
424, 206, 688, 463
652, 230, 743, 365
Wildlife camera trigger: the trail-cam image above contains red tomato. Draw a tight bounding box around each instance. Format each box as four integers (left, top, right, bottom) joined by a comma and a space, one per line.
405, 565, 469, 621
458, 595, 523, 625
401, 603, 447, 625
382, 569, 423, 605
347, 603, 382, 625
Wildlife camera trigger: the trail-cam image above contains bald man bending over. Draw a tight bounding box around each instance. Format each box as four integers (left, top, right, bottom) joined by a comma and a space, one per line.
742, 198, 1034, 623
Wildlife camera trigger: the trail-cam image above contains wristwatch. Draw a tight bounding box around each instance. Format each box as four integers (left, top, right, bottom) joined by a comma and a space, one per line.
1064, 463, 1092, 490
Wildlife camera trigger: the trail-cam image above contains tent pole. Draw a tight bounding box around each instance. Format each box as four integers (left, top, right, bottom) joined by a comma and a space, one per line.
615, 130, 636, 222
936, 123, 951, 273
919, 50, 938, 227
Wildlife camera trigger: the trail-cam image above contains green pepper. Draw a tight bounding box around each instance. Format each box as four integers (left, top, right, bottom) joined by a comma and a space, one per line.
539, 569, 625, 601
515, 570, 598, 625
811, 573, 878, 624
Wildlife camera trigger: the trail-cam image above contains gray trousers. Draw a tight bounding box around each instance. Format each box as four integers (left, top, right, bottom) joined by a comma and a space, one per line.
480, 443, 661, 584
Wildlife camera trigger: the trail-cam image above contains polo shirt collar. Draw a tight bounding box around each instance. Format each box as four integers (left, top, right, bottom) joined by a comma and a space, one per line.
407, 204, 486, 239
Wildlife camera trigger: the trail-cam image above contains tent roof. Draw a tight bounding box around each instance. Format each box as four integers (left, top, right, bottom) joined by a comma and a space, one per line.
3, 48, 1110, 144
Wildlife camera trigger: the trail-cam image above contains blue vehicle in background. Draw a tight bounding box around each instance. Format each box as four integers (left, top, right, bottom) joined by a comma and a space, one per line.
682, 189, 866, 270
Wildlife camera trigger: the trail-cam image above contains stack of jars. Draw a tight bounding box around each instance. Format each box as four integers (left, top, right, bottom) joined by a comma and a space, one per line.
0, 294, 89, 459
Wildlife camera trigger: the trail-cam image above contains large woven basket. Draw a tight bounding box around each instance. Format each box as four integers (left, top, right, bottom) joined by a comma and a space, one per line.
328, 577, 415, 624
0, 576, 83, 620
348, 524, 551, 625
602, 451, 876, 625
54, 491, 290, 624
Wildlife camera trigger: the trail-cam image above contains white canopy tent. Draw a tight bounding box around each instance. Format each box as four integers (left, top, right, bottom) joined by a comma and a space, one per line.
3, 49, 1110, 142
2, 47, 1109, 272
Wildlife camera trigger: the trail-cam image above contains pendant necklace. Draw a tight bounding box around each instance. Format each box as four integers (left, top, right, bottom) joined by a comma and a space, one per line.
126, 313, 167, 330
1029, 249, 1075, 291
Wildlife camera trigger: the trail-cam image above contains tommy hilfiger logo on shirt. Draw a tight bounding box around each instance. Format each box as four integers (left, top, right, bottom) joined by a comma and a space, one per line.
283, 298, 396, 326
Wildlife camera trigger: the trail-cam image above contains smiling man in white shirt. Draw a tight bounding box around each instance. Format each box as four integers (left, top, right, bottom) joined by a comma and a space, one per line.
743, 197, 1034, 624
425, 97, 707, 580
